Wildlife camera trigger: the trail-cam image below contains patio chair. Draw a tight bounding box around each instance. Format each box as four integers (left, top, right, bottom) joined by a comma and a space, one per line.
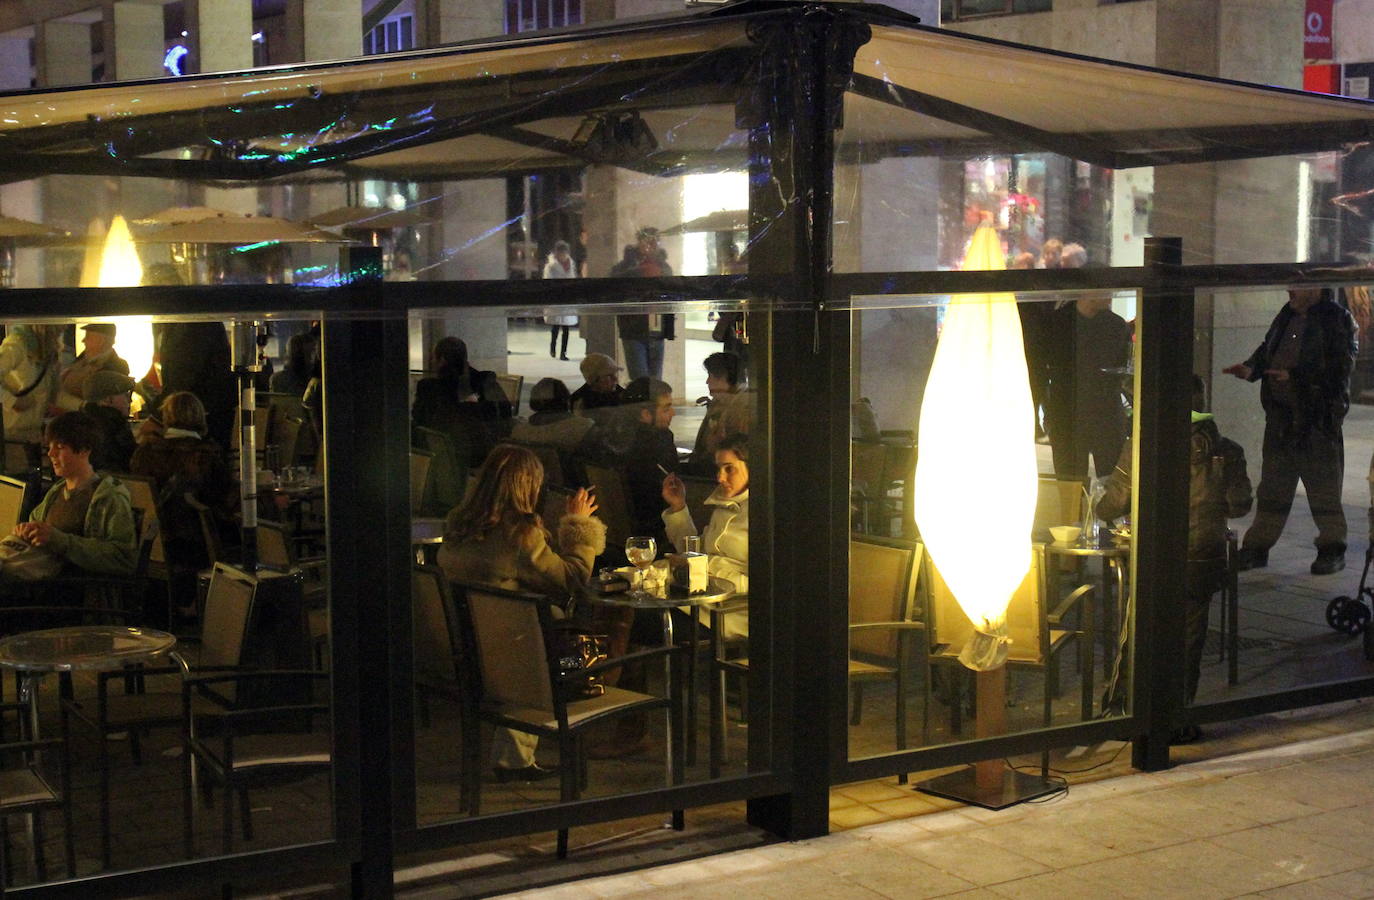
927, 546, 1095, 733
60, 562, 257, 869
412, 566, 479, 814
848, 535, 928, 780
410, 450, 433, 514
257, 520, 328, 669
495, 373, 524, 416
182, 670, 331, 855
415, 426, 467, 517
582, 463, 633, 554
0, 475, 27, 537
453, 581, 684, 857
0, 701, 73, 883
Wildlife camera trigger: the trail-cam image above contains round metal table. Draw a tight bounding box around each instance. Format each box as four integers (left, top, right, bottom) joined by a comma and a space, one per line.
586, 572, 735, 802
412, 517, 446, 564
1045, 537, 1130, 711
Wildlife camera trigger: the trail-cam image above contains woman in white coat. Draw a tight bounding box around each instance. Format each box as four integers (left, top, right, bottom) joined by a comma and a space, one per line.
542, 240, 578, 360
0, 325, 61, 452
661, 431, 750, 637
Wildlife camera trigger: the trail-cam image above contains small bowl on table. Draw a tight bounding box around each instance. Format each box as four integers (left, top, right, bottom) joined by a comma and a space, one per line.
1049, 525, 1082, 545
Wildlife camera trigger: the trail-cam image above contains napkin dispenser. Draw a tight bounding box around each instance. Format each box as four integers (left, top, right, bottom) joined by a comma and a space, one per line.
669, 552, 708, 594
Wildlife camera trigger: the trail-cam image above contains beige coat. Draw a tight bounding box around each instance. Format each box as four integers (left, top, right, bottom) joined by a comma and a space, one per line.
438, 512, 606, 601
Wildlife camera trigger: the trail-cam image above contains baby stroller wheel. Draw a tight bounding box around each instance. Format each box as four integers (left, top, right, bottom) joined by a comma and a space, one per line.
1326, 597, 1370, 636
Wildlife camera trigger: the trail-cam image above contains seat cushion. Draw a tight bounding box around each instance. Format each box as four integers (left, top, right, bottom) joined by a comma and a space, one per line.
0, 768, 57, 808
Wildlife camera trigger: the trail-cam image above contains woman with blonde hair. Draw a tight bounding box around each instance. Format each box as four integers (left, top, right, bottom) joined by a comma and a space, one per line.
438, 444, 604, 779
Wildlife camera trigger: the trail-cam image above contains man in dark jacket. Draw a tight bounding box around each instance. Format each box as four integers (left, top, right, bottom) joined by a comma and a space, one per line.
620, 376, 679, 547
82, 370, 137, 473
1098, 376, 1252, 727
1223, 287, 1357, 575
611, 227, 675, 380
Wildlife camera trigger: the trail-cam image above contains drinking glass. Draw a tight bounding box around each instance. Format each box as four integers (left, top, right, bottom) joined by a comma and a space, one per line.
625, 536, 657, 597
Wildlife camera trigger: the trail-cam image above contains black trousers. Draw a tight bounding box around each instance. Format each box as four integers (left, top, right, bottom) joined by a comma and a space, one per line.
1243, 419, 1346, 553
549, 325, 570, 358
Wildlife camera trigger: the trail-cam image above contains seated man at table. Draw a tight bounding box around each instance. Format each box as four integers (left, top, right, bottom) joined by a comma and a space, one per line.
10, 411, 138, 579
620, 377, 679, 548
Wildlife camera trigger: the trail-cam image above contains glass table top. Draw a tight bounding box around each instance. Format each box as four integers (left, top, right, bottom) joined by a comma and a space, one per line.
0, 625, 177, 672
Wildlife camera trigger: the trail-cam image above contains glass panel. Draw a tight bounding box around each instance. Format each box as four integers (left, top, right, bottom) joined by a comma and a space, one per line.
0, 21, 755, 289
847, 288, 1138, 760
409, 302, 765, 831
837, 25, 1371, 270
0, 315, 331, 885
1197, 285, 1374, 706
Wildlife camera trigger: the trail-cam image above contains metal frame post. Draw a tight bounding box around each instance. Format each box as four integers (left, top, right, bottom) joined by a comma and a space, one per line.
1131, 236, 1192, 771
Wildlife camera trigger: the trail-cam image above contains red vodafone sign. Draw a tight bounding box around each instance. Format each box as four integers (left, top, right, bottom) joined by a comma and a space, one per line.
1306, 0, 1333, 62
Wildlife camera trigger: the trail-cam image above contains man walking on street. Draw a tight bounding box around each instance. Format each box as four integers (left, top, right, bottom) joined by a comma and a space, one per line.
1224, 287, 1357, 575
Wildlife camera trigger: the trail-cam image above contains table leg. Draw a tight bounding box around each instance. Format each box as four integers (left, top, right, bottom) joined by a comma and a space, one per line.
18, 673, 41, 871
686, 612, 698, 767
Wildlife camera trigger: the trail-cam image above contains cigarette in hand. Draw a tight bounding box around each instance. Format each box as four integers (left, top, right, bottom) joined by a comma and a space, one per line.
657, 464, 671, 476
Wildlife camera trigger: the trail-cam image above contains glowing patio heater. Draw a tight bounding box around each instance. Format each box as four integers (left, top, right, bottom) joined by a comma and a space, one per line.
913, 224, 1056, 810
913, 223, 1037, 671
80, 216, 156, 388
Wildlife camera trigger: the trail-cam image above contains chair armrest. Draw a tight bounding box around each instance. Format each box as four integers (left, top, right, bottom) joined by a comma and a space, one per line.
848, 621, 927, 634
561, 645, 685, 681
0, 738, 65, 758
1048, 583, 1094, 624
709, 596, 748, 615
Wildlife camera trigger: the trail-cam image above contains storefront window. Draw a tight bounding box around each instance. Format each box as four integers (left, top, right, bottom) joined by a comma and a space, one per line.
408, 302, 766, 839
847, 285, 1139, 761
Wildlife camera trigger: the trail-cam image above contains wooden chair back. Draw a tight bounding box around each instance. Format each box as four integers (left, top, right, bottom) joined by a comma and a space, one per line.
495, 373, 524, 416
583, 463, 633, 550
256, 520, 293, 572
1033, 476, 1085, 542
200, 563, 257, 670
927, 545, 1047, 665
680, 475, 717, 539
412, 566, 460, 685
409, 450, 433, 513
849, 536, 924, 662
461, 583, 555, 713
0, 475, 27, 536
539, 485, 573, 540
119, 474, 165, 565
415, 426, 466, 514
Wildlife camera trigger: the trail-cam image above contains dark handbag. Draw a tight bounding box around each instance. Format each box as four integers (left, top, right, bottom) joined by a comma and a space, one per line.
548, 622, 609, 698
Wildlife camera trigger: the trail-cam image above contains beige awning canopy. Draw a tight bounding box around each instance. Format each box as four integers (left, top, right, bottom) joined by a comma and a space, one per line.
0, 2, 1367, 185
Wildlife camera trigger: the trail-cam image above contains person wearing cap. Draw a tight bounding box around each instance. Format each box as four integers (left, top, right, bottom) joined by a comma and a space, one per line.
571, 352, 625, 416
610, 227, 675, 380
82, 370, 137, 473
56, 322, 130, 413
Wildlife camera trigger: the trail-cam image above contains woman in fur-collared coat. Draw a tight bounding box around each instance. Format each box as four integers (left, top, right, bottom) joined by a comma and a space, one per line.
438, 444, 605, 779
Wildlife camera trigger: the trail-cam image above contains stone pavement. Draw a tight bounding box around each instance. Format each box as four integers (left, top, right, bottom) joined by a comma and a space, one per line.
492, 714, 1374, 899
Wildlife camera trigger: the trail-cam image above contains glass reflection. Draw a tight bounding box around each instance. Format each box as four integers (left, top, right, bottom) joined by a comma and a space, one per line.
1198, 287, 1374, 705
0, 317, 331, 885
411, 310, 760, 827
849, 290, 1138, 759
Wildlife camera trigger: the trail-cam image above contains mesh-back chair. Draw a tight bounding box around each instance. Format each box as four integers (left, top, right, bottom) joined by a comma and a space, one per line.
412, 567, 479, 813
927, 547, 1095, 733
415, 426, 467, 517
60, 563, 257, 869
182, 670, 330, 856
582, 464, 633, 555
410, 450, 433, 513
495, 373, 524, 416
258, 520, 328, 668
0, 701, 73, 882
848, 536, 927, 778
0, 475, 26, 537
455, 581, 684, 857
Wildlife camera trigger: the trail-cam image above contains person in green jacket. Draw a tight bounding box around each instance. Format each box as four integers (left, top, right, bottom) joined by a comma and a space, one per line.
16, 411, 137, 576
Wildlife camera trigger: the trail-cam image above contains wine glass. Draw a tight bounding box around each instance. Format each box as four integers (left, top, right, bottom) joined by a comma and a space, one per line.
625, 536, 657, 598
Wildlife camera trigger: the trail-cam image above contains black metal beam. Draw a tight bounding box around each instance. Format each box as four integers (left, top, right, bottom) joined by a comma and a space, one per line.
1131, 237, 1192, 772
